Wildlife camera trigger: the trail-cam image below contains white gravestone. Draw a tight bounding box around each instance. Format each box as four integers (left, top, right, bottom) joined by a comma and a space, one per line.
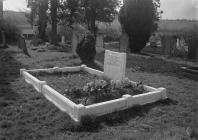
104, 50, 126, 80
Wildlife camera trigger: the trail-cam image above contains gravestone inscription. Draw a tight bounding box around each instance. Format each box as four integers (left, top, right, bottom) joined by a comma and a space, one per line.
104, 50, 126, 80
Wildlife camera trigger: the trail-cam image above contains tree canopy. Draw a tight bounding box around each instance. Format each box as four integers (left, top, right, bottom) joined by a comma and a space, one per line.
58, 0, 120, 35
27, 0, 120, 41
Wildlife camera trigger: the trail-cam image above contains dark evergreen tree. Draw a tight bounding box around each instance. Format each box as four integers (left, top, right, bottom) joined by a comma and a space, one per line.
119, 0, 162, 53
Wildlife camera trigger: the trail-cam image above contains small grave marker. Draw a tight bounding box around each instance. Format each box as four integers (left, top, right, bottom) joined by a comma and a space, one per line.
104, 50, 126, 80
18, 34, 30, 57
61, 36, 65, 44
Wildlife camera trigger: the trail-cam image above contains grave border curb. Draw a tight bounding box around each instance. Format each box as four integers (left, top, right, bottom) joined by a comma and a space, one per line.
20, 65, 167, 122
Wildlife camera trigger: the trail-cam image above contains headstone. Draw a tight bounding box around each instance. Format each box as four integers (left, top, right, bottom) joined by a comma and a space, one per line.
104, 50, 126, 80
120, 33, 129, 52
18, 34, 30, 57
96, 34, 103, 48
61, 36, 65, 44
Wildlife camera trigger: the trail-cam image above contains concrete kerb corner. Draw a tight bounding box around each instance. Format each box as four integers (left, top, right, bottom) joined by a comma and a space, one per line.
80, 65, 87, 71
76, 104, 86, 122
122, 94, 131, 108
39, 81, 47, 93
158, 87, 168, 99
20, 69, 26, 76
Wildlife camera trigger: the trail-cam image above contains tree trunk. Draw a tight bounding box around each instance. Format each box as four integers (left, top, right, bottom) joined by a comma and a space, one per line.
50, 0, 58, 45
89, 2, 97, 37
0, 0, 3, 20
38, 0, 48, 41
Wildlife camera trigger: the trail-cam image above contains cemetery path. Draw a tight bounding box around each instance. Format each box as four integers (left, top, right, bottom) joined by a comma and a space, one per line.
0, 46, 197, 140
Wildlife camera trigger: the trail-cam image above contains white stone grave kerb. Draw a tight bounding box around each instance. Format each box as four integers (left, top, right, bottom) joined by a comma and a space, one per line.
104, 50, 126, 80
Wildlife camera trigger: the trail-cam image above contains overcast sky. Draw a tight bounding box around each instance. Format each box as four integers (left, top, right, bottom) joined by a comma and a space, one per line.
3, 0, 198, 20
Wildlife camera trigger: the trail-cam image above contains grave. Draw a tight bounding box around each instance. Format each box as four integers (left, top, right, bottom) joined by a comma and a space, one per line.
104, 50, 126, 80
20, 50, 167, 122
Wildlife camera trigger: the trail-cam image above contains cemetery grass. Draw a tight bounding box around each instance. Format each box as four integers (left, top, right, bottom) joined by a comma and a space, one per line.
0, 45, 197, 140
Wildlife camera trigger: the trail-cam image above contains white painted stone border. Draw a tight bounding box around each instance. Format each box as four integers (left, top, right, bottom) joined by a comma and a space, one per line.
20, 65, 167, 122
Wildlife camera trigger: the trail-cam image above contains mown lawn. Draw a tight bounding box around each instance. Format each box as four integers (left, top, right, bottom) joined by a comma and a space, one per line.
0, 45, 198, 140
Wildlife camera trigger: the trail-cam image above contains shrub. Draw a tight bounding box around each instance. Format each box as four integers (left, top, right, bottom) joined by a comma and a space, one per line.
76, 32, 96, 64
0, 19, 21, 44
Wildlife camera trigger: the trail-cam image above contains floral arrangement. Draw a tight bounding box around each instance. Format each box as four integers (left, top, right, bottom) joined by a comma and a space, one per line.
64, 78, 145, 105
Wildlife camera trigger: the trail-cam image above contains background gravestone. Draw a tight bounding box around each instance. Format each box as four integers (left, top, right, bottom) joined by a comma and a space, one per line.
104, 50, 126, 80
61, 36, 65, 44
18, 34, 30, 57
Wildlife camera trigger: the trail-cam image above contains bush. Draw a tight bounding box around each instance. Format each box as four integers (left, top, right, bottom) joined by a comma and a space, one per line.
0, 19, 21, 44
76, 32, 96, 64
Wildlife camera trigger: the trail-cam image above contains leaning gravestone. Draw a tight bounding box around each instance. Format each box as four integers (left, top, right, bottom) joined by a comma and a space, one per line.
104, 50, 126, 80
18, 34, 30, 57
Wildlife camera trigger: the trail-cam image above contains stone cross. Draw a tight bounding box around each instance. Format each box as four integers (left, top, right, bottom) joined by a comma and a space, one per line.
104, 50, 126, 80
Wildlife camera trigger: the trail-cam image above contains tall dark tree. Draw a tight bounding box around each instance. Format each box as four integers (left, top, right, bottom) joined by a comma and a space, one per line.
26, 0, 38, 26
38, 0, 49, 40
58, 0, 81, 27
58, 0, 120, 35
50, 0, 58, 44
27, 0, 48, 41
81, 0, 120, 36
119, 0, 162, 53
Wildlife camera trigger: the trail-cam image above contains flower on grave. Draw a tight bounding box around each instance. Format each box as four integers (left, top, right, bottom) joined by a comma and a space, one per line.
83, 80, 108, 97
121, 78, 132, 87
